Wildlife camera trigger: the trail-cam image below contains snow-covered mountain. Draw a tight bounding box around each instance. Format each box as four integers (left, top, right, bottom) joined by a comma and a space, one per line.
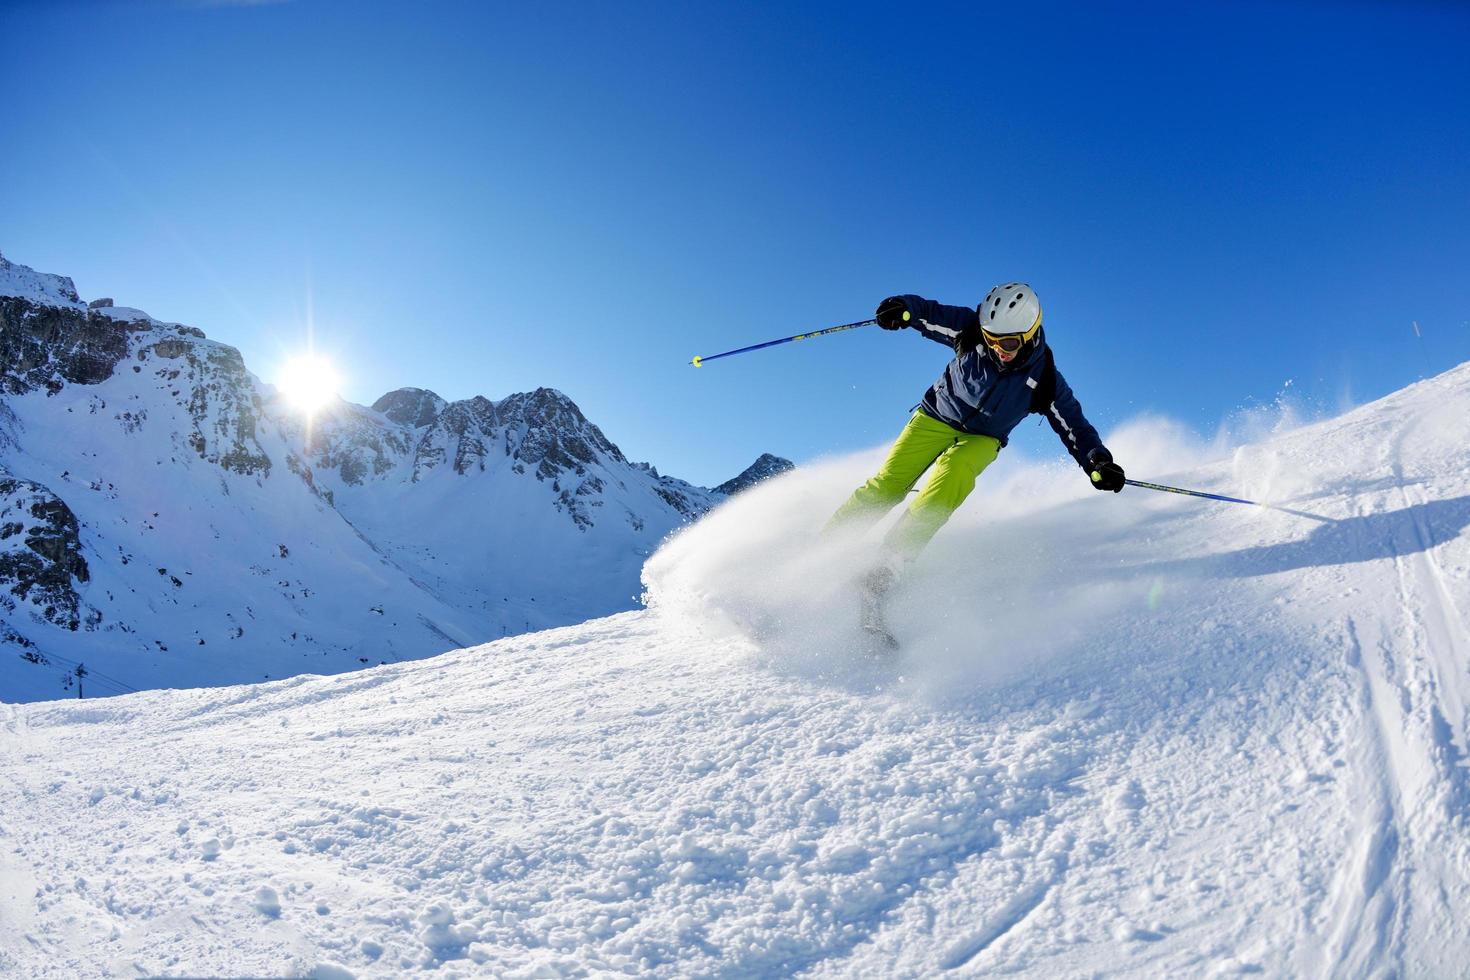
3, 355, 1468, 977
0, 251, 788, 701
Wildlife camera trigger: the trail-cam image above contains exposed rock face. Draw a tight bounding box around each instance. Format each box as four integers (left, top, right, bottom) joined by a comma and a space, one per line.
0, 401, 16, 452
713, 453, 796, 496
306, 404, 411, 487
179, 341, 273, 476
372, 387, 446, 429
499, 388, 626, 479
420, 395, 500, 478
0, 476, 90, 630
0, 299, 136, 395
112, 324, 273, 478
376, 387, 628, 481
649, 479, 714, 522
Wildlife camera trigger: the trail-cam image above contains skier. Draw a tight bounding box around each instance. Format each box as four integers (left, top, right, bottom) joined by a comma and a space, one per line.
824, 283, 1125, 642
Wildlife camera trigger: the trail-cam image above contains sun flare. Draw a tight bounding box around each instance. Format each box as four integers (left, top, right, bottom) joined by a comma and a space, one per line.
276, 354, 342, 414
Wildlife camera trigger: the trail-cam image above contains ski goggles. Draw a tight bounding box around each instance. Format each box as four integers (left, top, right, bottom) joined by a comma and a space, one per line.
980, 316, 1042, 353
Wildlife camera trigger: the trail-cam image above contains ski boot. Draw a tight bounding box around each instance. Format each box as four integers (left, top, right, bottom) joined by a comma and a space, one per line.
858, 563, 900, 653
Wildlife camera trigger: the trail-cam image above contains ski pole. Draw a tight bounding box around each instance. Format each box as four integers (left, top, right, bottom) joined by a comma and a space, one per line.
690, 317, 885, 367
1095, 475, 1261, 506
1099, 475, 1336, 522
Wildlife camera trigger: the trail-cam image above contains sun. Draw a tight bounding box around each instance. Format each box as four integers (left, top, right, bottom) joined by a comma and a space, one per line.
276, 354, 342, 414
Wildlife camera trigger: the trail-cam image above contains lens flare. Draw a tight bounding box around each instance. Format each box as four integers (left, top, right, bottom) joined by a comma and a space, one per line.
276, 354, 341, 413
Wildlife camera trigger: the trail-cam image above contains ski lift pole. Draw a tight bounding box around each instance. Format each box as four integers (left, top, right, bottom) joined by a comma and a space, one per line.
690, 318, 880, 367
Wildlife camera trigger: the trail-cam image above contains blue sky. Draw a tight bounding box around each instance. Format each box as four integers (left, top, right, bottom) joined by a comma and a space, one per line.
3, 0, 1468, 485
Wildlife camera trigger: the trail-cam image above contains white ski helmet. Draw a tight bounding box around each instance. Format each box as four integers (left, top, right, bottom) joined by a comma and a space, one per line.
979, 282, 1042, 337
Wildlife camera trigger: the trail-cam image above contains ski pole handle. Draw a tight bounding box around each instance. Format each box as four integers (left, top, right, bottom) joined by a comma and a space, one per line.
691, 318, 878, 367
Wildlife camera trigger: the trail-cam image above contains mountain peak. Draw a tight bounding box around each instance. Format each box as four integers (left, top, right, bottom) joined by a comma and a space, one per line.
497, 386, 580, 416
494, 387, 627, 474
372, 387, 447, 428
713, 453, 795, 496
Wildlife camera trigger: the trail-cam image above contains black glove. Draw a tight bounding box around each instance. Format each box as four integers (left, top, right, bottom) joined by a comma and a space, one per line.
953, 321, 983, 356
1087, 448, 1125, 492
875, 296, 910, 330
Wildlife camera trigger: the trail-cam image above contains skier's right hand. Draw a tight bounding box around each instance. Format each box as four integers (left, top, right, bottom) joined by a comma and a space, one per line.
875, 296, 910, 330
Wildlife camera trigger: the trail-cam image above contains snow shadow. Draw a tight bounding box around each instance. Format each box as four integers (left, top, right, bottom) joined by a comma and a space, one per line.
1128, 494, 1470, 580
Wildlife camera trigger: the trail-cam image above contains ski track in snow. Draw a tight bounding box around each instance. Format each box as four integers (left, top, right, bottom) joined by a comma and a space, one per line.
4, 366, 1470, 976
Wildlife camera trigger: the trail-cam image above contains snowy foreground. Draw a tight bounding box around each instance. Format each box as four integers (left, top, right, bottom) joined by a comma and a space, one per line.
4, 366, 1470, 978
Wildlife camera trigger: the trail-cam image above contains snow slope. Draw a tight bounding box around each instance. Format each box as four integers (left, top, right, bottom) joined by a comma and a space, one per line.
3, 363, 1469, 977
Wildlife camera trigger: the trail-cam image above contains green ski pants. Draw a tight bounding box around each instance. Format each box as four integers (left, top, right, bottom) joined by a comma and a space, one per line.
825, 410, 1001, 560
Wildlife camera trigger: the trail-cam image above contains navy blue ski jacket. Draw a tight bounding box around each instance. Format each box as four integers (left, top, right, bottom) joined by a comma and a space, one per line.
898, 294, 1107, 470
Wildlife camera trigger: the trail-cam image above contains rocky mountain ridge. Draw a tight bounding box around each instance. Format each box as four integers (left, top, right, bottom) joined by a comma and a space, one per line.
714, 452, 796, 496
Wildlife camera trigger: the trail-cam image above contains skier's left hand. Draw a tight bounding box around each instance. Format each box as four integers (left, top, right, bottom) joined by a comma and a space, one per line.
1087, 448, 1125, 492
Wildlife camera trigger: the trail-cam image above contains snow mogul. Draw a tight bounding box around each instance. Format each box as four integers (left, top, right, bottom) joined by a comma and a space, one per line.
824, 283, 1125, 640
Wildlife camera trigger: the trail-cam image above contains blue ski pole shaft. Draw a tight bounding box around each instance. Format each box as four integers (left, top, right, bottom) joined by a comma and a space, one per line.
1115, 477, 1261, 506
1110, 477, 1335, 522
691, 318, 879, 367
